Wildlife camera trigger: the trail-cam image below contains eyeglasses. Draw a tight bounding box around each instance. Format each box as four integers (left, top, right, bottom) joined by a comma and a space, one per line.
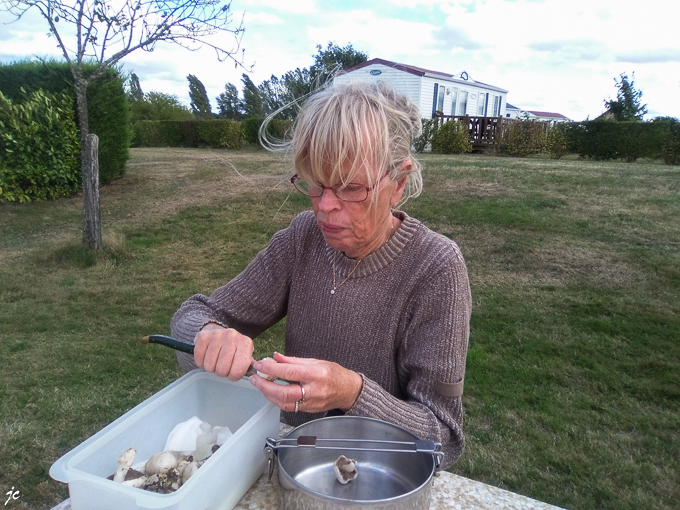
291, 172, 390, 203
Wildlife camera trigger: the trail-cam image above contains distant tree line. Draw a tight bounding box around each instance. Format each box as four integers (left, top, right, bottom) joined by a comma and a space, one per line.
126, 42, 368, 124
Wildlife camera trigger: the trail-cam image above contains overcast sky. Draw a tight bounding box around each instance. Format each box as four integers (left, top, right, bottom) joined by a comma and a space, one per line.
1, 0, 679, 121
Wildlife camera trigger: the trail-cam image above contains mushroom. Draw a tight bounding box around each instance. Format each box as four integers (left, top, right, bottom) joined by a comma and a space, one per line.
120, 470, 147, 488
257, 357, 277, 381
333, 455, 358, 484
113, 448, 136, 482
144, 451, 178, 475
180, 459, 205, 484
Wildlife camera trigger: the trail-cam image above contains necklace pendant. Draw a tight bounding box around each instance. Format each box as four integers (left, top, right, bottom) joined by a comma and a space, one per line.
330, 289, 335, 295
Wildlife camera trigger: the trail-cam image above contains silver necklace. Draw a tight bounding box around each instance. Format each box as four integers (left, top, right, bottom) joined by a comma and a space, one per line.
330, 218, 394, 295
331, 255, 362, 295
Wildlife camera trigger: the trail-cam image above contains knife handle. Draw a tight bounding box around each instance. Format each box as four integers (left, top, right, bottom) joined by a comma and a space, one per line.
142, 334, 195, 354
141, 334, 258, 376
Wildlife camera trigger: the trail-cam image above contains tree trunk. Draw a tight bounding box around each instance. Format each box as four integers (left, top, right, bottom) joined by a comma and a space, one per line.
82, 134, 102, 250
74, 78, 102, 250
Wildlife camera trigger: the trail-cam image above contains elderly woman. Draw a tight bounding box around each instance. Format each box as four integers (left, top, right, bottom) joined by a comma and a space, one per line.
170, 81, 471, 468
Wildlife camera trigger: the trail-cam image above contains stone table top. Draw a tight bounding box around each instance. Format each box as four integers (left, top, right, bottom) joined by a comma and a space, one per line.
51, 423, 565, 510
52, 467, 564, 510
232, 467, 565, 510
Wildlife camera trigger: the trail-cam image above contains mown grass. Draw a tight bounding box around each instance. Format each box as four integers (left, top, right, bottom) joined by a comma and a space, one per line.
0, 148, 678, 509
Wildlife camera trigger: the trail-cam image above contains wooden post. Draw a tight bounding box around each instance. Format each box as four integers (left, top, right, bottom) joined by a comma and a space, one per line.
82, 134, 102, 251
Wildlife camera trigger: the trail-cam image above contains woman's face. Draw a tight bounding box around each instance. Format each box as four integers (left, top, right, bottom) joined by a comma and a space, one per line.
311, 162, 409, 259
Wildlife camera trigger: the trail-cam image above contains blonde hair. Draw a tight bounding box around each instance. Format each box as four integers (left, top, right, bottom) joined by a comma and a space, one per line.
263, 81, 423, 207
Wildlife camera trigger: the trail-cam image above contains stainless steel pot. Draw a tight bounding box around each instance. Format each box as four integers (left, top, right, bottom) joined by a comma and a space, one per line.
264, 416, 443, 509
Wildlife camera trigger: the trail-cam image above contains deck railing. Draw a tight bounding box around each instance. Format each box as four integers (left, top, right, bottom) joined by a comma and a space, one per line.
434, 115, 551, 150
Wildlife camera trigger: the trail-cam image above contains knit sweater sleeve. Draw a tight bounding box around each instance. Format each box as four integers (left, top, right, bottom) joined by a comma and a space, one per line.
346, 239, 471, 469
170, 215, 301, 345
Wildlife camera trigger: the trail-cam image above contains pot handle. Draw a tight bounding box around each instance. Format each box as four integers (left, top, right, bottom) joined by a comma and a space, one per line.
264, 437, 279, 481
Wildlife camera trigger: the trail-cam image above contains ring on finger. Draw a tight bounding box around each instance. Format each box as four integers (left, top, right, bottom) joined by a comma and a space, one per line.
299, 384, 305, 403
294, 401, 299, 413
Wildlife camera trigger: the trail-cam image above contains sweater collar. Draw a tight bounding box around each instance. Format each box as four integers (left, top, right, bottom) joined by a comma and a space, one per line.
326, 211, 420, 278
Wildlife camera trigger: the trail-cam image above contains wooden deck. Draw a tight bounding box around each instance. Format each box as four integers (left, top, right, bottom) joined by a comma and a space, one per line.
434, 115, 550, 151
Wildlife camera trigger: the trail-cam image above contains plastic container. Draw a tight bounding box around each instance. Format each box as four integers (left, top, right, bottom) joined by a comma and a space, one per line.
50, 370, 280, 510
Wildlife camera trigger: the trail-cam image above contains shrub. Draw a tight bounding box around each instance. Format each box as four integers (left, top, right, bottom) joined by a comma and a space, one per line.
134, 120, 244, 149
197, 120, 243, 149
86, 69, 130, 182
413, 118, 436, 153
431, 120, 472, 154
240, 117, 293, 146
0, 90, 80, 202
0, 60, 130, 184
500, 120, 547, 157
267, 118, 293, 141
564, 120, 669, 162
662, 123, 680, 165
179, 120, 200, 148
241, 117, 263, 145
545, 127, 569, 159
134, 121, 168, 147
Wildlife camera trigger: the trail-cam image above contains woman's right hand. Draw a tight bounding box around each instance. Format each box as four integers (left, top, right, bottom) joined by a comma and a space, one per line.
193, 323, 255, 381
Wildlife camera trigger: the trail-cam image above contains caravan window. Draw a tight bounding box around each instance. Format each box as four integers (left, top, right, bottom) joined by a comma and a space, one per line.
477, 93, 487, 116
493, 95, 502, 117
450, 88, 459, 116
458, 91, 468, 115
437, 85, 445, 112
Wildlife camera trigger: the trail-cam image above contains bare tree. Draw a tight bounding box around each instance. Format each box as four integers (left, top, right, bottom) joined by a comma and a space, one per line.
1, 0, 248, 249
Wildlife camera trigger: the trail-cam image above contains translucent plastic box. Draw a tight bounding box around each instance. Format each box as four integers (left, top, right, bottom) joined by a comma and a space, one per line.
50, 370, 280, 510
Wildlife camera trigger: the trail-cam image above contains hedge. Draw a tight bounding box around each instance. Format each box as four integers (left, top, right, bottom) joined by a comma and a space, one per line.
431, 120, 472, 154
0, 60, 130, 184
662, 122, 680, 165
0, 90, 80, 202
133, 117, 295, 148
560, 120, 674, 163
241, 117, 293, 145
500, 120, 548, 157
134, 120, 244, 149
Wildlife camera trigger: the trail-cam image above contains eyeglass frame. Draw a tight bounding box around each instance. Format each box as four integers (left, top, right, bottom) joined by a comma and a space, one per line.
290, 170, 392, 203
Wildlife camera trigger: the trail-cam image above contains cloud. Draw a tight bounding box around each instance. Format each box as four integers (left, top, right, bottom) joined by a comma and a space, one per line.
244, 11, 285, 26
306, 10, 439, 58
527, 39, 610, 62
239, 0, 317, 15
616, 49, 680, 64
430, 26, 484, 51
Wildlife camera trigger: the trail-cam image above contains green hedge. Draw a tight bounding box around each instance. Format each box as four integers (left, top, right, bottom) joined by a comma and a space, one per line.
500, 120, 547, 157
413, 118, 436, 153
0, 60, 130, 184
197, 120, 243, 149
561, 120, 672, 163
135, 120, 244, 149
545, 128, 569, 159
241, 117, 262, 145
241, 117, 293, 145
662, 122, 680, 165
432, 120, 472, 154
0, 90, 80, 202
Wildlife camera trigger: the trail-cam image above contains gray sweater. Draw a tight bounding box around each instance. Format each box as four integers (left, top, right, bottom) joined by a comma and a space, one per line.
171, 210, 471, 468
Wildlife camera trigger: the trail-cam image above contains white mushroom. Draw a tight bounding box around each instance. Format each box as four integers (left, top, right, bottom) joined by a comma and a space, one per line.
120, 472, 148, 488
333, 455, 358, 484
181, 459, 205, 484
175, 456, 192, 478
113, 448, 136, 483
257, 357, 277, 381
144, 451, 178, 475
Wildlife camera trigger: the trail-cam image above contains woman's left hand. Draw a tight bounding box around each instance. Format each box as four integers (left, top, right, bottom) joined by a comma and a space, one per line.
248, 352, 363, 414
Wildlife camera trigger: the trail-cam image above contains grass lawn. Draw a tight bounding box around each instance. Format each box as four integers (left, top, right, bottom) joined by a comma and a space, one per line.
0, 147, 678, 509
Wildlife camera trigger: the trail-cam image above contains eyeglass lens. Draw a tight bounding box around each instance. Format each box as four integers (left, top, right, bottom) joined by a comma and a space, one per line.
294, 178, 368, 202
